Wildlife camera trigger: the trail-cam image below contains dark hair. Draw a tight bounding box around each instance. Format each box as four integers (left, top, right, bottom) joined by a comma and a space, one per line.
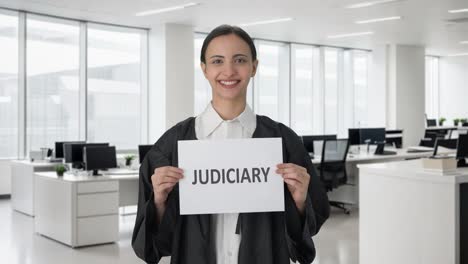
200, 24, 257, 64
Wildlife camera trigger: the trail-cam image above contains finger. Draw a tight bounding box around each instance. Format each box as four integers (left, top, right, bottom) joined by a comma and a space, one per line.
155, 166, 184, 175
281, 172, 306, 184
156, 176, 180, 185
159, 170, 184, 179
158, 182, 176, 192
276, 167, 300, 175
277, 163, 307, 173
283, 178, 299, 188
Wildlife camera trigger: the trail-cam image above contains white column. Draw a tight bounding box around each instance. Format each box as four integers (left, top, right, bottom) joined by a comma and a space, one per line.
387, 44, 426, 147
148, 24, 194, 142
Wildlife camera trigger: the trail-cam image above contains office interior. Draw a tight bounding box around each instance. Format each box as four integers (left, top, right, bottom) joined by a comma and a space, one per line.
1, 0, 468, 263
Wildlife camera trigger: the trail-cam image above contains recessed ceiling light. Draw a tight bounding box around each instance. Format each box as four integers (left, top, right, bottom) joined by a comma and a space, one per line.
345, 0, 403, 9
136, 2, 199, 16
448, 8, 468, 14
327, 31, 374, 39
447, 53, 468, 57
239, 17, 294, 27
355, 16, 402, 24
460, 41, 468, 44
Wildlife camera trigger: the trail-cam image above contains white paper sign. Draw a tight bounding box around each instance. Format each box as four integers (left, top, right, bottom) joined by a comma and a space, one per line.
178, 138, 284, 215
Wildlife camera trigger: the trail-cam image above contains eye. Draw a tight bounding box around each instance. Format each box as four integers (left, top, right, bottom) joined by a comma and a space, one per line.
211, 59, 223, 64
234, 58, 247, 63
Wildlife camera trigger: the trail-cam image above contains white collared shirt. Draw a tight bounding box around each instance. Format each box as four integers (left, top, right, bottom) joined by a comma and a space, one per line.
195, 102, 257, 264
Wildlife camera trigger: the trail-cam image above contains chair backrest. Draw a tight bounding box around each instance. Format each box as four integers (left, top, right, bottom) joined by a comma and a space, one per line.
433, 138, 458, 156
427, 119, 437, 127
319, 139, 350, 190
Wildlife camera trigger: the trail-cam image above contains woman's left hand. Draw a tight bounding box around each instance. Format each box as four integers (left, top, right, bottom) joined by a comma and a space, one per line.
276, 163, 310, 214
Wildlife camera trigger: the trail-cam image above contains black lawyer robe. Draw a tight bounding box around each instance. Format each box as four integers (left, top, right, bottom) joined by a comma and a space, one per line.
132, 115, 330, 264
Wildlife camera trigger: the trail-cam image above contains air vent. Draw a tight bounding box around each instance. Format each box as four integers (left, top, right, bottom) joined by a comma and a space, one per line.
445, 17, 468, 23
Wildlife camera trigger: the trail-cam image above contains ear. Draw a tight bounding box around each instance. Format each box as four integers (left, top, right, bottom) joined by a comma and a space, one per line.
251, 59, 259, 77
201, 62, 208, 78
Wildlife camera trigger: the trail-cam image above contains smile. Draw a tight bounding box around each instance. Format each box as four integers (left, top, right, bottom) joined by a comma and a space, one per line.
219, 80, 240, 87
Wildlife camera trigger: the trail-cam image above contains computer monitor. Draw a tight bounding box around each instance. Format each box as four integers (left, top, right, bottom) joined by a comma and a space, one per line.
64, 142, 109, 168
302, 135, 337, 153
456, 134, 468, 167
84, 146, 117, 175
55, 141, 85, 158
360, 128, 386, 144
138, 144, 153, 163
427, 119, 437, 127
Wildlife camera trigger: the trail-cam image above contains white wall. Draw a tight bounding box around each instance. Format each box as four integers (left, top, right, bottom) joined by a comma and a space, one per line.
368, 45, 388, 128
439, 56, 468, 122
0, 160, 12, 195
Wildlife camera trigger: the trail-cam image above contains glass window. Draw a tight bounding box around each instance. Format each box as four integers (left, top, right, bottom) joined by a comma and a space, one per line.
0, 11, 18, 158
425, 56, 439, 119
194, 33, 211, 115
324, 48, 339, 134
26, 15, 80, 152
291, 44, 320, 135
353, 51, 369, 127
87, 24, 146, 150
253, 40, 290, 124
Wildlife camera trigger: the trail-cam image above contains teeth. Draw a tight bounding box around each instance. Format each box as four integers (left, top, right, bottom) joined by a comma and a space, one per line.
220, 80, 238, 85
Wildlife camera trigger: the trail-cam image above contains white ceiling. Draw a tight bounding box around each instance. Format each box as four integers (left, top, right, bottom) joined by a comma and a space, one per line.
1, 0, 468, 56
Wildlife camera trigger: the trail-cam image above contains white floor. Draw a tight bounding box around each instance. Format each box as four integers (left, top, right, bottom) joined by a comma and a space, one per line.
0, 199, 358, 264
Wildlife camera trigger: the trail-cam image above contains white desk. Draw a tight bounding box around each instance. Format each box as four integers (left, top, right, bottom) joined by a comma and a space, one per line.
311, 147, 454, 205
34, 171, 138, 247
11, 160, 58, 216
358, 159, 468, 264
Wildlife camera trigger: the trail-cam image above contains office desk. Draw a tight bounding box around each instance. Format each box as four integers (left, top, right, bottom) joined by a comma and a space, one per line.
358, 159, 468, 264
311, 147, 454, 205
34, 171, 138, 247
11, 160, 57, 216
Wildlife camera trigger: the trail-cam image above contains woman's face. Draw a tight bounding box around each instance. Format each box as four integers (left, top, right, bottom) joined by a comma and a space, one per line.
201, 34, 258, 103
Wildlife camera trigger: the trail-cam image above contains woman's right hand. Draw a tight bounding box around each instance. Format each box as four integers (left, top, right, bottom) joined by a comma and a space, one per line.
151, 166, 184, 205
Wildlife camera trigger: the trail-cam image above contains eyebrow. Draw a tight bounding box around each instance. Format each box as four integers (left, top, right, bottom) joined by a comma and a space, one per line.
209, 54, 249, 59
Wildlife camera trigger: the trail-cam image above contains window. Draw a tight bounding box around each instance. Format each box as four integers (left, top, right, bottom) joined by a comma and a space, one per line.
253, 40, 290, 124
194, 33, 211, 115
353, 50, 370, 127
87, 24, 146, 150
291, 44, 321, 135
425, 56, 439, 119
26, 15, 80, 152
0, 11, 18, 158
324, 48, 339, 134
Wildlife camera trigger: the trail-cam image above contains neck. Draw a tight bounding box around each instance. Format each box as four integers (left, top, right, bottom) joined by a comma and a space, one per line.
211, 98, 246, 120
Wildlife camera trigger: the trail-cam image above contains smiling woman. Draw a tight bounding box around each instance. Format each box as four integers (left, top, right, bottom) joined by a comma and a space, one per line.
132, 24, 330, 264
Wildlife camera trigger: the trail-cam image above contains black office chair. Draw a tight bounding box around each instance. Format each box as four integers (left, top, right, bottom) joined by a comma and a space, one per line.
433, 138, 458, 156
419, 131, 444, 147
463, 122, 468, 127
316, 139, 351, 214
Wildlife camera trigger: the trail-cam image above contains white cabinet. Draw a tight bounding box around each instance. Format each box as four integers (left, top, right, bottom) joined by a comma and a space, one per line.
35, 173, 120, 247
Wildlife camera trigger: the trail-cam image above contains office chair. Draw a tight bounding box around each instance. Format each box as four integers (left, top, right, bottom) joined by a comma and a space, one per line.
316, 139, 351, 214
463, 123, 468, 127
419, 131, 445, 148
433, 138, 458, 156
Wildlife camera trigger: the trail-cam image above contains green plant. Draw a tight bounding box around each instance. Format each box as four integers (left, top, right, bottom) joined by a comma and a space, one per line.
454, 118, 461, 126
55, 164, 66, 176
124, 154, 136, 166
438, 117, 446, 126
461, 118, 468, 124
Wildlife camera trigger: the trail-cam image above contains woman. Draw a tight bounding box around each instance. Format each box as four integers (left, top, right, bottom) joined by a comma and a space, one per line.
132, 25, 330, 264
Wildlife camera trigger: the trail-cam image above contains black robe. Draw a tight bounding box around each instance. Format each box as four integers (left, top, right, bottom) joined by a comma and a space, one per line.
132, 115, 330, 264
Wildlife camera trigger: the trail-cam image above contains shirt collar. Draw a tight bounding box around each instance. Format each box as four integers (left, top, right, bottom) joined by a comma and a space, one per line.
198, 102, 256, 138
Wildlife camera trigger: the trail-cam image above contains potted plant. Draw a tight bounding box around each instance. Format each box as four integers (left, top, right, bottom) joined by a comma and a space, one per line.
55, 164, 66, 176
454, 118, 461, 126
438, 117, 446, 126
124, 154, 136, 167
461, 118, 468, 126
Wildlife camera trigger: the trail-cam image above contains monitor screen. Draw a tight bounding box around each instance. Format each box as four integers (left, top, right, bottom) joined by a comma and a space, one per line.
84, 146, 117, 174
138, 144, 153, 163
360, 128, 386, 144
302, 135, 337, 153
55, 141, 85, 158
64, 143, 109, 164
348, 129, 361, 145
457, 134, 468, 160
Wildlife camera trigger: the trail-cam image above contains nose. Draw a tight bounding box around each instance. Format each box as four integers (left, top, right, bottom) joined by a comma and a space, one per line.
222, 61, 236, 77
